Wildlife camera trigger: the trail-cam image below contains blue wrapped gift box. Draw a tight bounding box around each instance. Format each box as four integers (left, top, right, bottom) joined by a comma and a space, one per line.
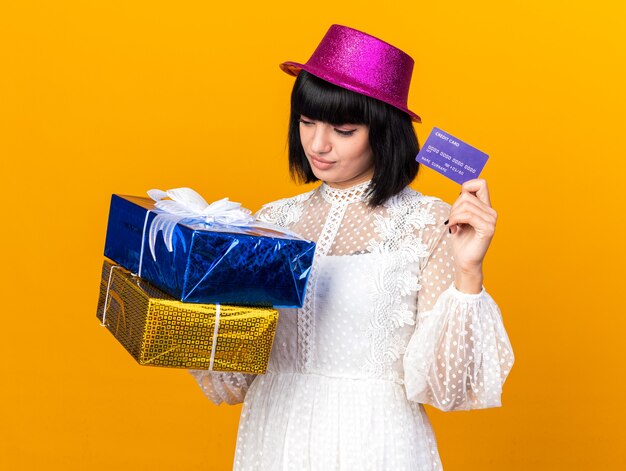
103, 194, 315, 307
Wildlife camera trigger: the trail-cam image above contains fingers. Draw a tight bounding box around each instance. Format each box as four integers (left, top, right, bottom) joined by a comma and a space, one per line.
448, 185, 497, 236
461, 178, 491, 206
448, 205, 496, 237
451, 189, 497, 221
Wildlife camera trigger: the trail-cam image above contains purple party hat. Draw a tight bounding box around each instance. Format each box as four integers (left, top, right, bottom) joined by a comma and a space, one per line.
280, 24, 421, 123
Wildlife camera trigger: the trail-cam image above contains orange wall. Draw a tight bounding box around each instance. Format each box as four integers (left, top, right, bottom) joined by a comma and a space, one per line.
1, 1, 624, 469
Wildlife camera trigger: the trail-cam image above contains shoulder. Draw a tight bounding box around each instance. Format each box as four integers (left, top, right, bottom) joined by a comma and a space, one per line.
368, 187, 450, 260
383, 186, 450, 219
254, 188, 316, 227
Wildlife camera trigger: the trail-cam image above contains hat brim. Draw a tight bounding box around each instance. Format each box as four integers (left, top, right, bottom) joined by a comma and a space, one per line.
279, 61, 422, 123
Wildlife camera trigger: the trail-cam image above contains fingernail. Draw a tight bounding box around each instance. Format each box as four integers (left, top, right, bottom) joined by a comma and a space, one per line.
444, 219, 449, 225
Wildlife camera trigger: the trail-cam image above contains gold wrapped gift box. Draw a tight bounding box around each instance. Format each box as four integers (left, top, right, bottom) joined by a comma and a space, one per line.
96, 259, 279, 373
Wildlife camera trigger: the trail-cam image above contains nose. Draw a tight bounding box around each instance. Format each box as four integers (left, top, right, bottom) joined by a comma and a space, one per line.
310, 124, 332, 155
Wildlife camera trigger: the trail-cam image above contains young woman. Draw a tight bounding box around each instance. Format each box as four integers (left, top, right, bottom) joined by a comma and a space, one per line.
190, 24, 514, 470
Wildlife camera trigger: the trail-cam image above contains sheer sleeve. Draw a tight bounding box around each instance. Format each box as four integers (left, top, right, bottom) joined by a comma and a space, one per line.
403, 200, 514, 411
188, 370, 256, 405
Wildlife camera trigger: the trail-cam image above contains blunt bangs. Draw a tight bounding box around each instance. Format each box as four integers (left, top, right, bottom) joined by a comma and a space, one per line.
291, 71, 372, 125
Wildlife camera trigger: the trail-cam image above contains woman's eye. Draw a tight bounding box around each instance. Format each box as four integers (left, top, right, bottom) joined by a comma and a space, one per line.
298, 118, 356, 136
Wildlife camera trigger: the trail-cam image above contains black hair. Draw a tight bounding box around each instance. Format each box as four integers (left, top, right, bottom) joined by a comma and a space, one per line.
288, 70, 420, 207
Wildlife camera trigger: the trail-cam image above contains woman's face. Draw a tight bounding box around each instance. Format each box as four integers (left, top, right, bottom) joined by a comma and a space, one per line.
298, 115, 374, 189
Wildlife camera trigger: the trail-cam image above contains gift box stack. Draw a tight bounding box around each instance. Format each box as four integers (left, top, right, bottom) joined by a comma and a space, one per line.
96, 188, 315, 374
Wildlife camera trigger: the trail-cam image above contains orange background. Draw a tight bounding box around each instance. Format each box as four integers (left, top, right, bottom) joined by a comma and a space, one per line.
1, 1, 624, 469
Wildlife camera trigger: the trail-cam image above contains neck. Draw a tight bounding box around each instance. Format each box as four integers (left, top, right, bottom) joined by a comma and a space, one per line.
323, 172, 373, 190
320, 177, 372, 204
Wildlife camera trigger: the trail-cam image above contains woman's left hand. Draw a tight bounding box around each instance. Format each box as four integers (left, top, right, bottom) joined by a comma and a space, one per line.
447, 178, 497, 293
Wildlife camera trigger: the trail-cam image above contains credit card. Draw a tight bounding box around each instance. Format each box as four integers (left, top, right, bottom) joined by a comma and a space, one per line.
416, 127, 489, 184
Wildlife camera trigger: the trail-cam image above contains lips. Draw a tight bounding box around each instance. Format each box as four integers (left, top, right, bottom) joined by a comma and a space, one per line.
309, 155, 335, 171
310, 154, 333, 164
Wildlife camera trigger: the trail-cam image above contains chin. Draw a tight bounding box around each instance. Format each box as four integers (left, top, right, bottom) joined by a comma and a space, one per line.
311, 171, 339, 183
307, 164, 334, 182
